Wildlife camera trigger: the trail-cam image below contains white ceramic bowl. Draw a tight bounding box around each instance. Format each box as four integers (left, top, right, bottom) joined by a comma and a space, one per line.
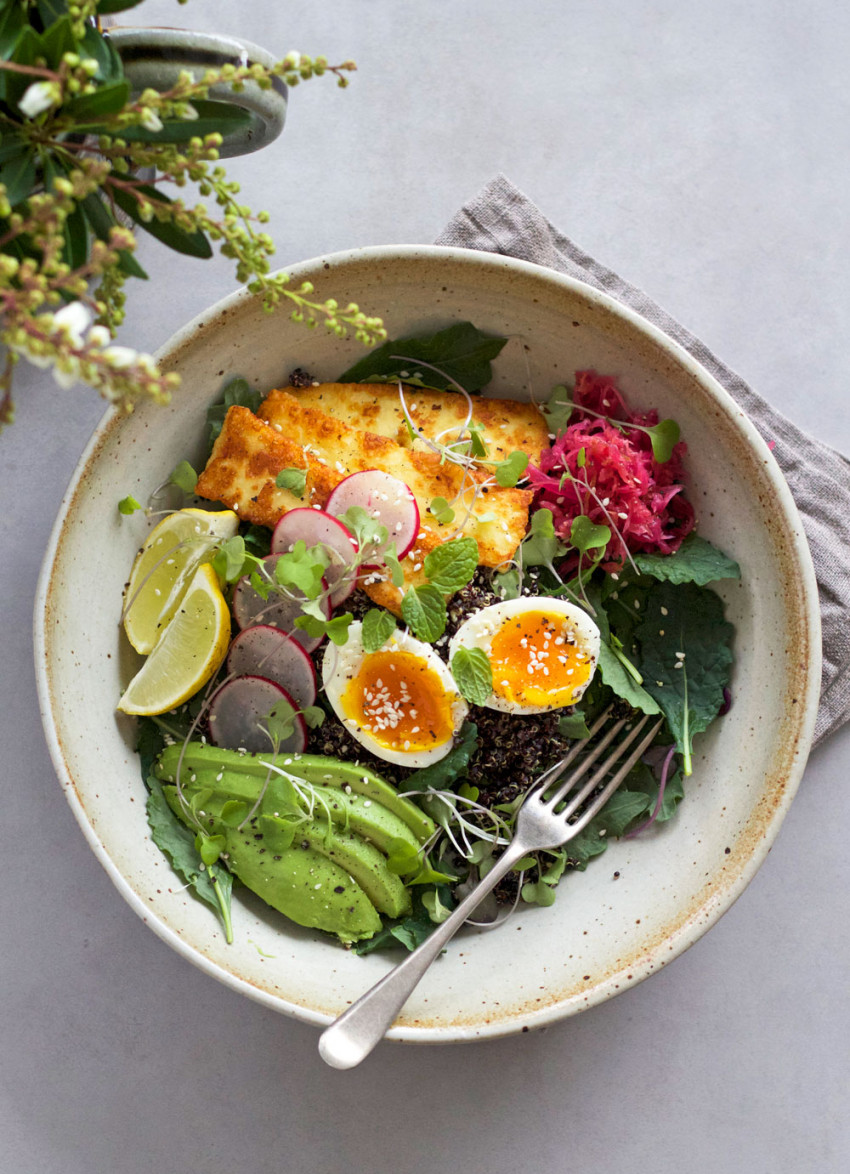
34, 246, 820, 1042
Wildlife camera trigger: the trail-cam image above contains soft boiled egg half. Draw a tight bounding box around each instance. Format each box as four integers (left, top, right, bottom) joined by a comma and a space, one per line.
448, 597, 601, 714
323, 622, 468, 767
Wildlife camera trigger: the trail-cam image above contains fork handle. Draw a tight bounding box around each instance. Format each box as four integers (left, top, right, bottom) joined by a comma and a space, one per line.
318, 840, 529, 1069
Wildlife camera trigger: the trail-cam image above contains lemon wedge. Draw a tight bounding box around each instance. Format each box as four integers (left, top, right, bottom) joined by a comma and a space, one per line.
123, 507, 238, 654
118, 563, 231, 716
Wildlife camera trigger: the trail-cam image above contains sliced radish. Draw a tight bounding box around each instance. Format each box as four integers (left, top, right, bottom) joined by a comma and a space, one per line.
325, 470, 420, 562
232, 555, 330, 653
227, 625, 317, 710
208, 676, 307, 754
271, 509, 359, 607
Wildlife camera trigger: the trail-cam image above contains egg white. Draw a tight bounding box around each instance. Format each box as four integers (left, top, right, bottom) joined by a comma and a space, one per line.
448, 597, 601, 713
322, 622, 468, 767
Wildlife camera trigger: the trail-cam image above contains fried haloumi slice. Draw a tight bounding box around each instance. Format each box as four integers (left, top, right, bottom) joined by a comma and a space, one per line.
194, 405, 342, 523
285, 381, 549, 461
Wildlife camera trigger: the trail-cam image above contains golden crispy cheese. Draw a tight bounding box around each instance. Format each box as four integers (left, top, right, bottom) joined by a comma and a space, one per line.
286, 381, 549, 460
194, 405, 344, 523
196, 393, 536, 616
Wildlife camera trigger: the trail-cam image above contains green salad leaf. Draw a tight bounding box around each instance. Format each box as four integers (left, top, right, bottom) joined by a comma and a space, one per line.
206, 376, 263, 446
402, 722, 479, 792
146, 777, 233, 942
634, 580, 734, 774
634, 533, 741, 585
338, 321, 508, 393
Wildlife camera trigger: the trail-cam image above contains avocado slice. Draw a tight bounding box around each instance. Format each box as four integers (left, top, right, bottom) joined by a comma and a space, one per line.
162, 784, 382, 942
301, 826, 410, 919
156, 743, 435, 842
158, 764, 424, 858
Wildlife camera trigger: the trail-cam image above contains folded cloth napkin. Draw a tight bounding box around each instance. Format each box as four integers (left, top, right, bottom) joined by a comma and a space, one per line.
436, 174, 850, 746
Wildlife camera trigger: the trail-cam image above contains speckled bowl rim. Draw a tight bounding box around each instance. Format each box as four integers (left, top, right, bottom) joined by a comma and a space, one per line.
34, 245, 821, 1043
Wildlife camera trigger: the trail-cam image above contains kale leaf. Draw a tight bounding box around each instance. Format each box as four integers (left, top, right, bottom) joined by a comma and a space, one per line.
634, 534, 741, 586
634, 580, 734, 774
337, 322, 507, 392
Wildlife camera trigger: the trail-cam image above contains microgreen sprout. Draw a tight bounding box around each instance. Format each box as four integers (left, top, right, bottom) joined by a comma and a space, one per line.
545, 387, 681, 463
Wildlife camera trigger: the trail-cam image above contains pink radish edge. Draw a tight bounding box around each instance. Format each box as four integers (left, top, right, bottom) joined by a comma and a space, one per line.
208, 675, 307, 755
325, 469, 420, 562
231, 554, 331, 653
271, 508, 359, 607
226, 625, 317, 710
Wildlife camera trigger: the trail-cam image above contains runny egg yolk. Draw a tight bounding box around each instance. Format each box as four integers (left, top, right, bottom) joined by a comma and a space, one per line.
340, 650, 456, 754
490, 609, 594, 709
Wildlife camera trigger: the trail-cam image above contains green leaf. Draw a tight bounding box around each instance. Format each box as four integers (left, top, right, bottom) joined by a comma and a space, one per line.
40, 13, 75, 70
0, 149, 36, 208
634, 580, 735, 774
634, 534, 741, 586
338, 321, 508, 393
542, 384, 574, 434
118, 494, 142, 515
400, 583, 447, 642
522, 507, 567, 568
450, 646, 493, 706
275, 467, 307, 495
564, 786, 653, 868
429, 496, 455, 525
145, 777, 233, 934
210, 535, 248, 584
80, 22, 124, 84
422, 536, 479, 594
381, 543, 405, 587
558, 711, 591, 739
109, 182, 213, 259
493, 567, 521, 600
645, 418, 680, 463
0, 5, 27, 60
352, 889, 441, 954
494, 450, 529, 488
362, 607, 397, 653
338, 504, 388, 561
293, 612, 353, 646
0, 133, 27, 166
80, 192, 147, 279
274, 540, 328, 598
402, 721, 478, 792
63, 79, 131, 122
116, 99, 252, 144
206, 376, 262, 445
169, 459, 198, 494
570, 514, 611, 554
597, 640, 661, 716
195, 832, 226, 867
521, 879, 557, 907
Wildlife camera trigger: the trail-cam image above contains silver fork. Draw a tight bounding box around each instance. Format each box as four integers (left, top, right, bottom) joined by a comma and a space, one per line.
318, 707, 665, 1069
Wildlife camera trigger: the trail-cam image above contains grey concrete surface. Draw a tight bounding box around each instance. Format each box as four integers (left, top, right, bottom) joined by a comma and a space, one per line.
2, 3, 848, 1172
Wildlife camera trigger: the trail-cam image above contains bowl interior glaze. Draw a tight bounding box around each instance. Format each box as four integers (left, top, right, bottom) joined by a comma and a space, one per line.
35, 246, 820, 1041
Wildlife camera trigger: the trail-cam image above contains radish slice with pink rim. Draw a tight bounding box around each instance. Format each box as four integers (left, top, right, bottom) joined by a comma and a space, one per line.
227, 625, 317, 710
271, 508, 359, 607
232, 554, 330, 653
208, 675, 307, 754
325, 470, 420, 562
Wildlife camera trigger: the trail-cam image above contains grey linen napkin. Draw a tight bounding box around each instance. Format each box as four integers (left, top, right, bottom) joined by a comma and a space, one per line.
436, 174, 850, 746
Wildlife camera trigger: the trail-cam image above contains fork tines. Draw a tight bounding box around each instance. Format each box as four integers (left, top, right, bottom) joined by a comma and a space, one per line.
534, 708, 666, 840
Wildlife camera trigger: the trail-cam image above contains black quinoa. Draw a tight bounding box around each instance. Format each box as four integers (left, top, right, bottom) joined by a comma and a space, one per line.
287, 367, 316, 388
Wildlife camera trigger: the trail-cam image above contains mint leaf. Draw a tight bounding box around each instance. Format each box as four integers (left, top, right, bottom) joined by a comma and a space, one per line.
275, 467, 308, 495
338, 321, 508, 393
362, 607, 397, 653
451, 646, 493, 706
400, 584, 447, 642
634, 580, 735, 774
634, 534, 741, 586
423, 536, 479, 594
